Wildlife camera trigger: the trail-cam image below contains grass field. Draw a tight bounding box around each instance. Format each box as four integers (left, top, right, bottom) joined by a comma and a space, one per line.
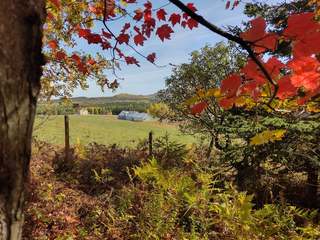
33, 115, 195, 147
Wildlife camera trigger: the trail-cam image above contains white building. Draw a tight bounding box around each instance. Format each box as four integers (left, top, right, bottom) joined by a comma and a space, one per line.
79, 108, 89, 115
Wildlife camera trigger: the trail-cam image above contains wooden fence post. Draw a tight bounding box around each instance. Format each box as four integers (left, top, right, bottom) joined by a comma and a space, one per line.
64, 115, 70, 162
148, 131, 153, 157
206, 136, 214, 159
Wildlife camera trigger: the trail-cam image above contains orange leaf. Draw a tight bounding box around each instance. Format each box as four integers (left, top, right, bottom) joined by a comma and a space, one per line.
219, 98, 236, 109
48, 40, 58, 50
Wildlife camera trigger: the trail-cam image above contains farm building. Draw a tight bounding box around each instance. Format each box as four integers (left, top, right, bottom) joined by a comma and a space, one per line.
78, 108, 89, 115
118, 111, 152, 121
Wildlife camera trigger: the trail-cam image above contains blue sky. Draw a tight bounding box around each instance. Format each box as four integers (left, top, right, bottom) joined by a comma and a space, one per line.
72, 1, 259, 97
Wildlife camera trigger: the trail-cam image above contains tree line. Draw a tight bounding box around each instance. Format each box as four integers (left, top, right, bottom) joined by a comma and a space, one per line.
37, 102, 150, 115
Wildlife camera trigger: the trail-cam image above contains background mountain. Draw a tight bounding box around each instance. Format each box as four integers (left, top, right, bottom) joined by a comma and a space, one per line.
52, 93, 158, 106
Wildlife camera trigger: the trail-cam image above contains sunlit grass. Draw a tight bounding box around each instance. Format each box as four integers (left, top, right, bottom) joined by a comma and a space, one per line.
33, 115, 195, 147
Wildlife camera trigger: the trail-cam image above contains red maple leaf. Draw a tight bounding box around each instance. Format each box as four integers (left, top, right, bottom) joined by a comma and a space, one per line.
121, 23, 131, 33
156, 24, 174, 41
117, 33, 130, 44
221, 74, 242, 97
78, 28, 91, 38
134, 34, 146, 46
292, 31, 320, 57
169, 13, 181, 26
240, 17, 278, 53
144, 1, 152, 9
288, 57, 320, 91
87, 59, 96, 65
264, 57, 284, 79
48, 40, 58, 50
125, 56, 140, 66
133, 9, 143, 21
284, 13, 320, 38
102, 30, 112, 39
187, 18, 198, 30
77, 62, 88, 74
55, 51, 66, 61
186, 3, 197, 12
144, 11, 152, 22
241, 59, 265, 86
87, 34, 102, 44
71, 54, 81, 64
277, 76, 297, 100
101, 41, 111, 50
232, 0, 240, 9
147, 53, 156, 63
115, 48, 124, 58
156, 9, 167, 21
191, 101, 208, 115
225, 1, 231, 9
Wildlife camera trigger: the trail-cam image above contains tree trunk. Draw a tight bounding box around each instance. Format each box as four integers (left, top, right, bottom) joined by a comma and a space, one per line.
306, 165, 319, 208
0, 1, 45, 239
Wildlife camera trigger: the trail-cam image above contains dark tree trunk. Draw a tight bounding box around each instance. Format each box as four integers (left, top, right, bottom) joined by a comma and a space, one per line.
0, 1, 45, 239
306, 166, 319, 208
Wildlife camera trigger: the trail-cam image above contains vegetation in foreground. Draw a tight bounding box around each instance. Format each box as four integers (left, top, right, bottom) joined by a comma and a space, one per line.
24, 139, 320, 240
33, 115, 196, 147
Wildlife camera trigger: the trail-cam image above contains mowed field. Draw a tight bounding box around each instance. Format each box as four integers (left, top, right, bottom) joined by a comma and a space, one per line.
33, 115, 195, 147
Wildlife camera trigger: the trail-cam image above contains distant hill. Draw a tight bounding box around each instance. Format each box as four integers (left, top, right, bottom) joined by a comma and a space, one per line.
51, 93, 158, 106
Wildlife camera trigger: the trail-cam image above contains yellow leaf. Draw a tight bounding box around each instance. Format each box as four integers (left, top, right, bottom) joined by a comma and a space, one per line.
205, 88, 221, 98
120, 0, 128, 7
250, 129, 286, 146
307, 102, 320, 113
184, 88, 221, 106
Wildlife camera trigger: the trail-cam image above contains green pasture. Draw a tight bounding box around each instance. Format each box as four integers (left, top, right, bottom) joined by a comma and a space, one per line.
33, 115, 195, 147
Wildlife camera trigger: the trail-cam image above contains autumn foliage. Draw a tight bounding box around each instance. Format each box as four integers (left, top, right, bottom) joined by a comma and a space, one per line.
45, 0, 320, 116
192, 11, 320, 112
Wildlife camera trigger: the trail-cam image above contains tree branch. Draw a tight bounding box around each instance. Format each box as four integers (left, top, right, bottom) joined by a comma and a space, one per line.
169, 0, 278, 105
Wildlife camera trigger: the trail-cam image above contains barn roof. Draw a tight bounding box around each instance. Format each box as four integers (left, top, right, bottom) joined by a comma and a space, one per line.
118, 111, 152, 121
